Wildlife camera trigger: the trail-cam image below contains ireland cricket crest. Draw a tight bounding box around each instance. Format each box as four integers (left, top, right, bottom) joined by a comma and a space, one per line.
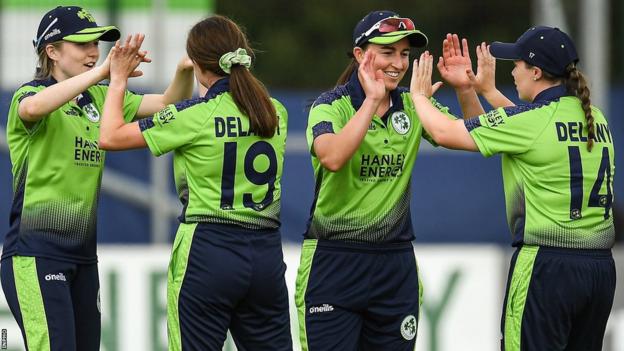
400, 315, 417, 340
83, 103, 100, 123
391, 111, 411, 135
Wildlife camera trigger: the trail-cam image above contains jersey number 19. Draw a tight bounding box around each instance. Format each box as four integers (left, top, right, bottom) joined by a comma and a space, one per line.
220, 141, 277, 211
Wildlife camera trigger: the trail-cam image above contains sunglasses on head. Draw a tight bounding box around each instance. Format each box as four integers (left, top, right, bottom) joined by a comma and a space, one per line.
355, 17, 416, 46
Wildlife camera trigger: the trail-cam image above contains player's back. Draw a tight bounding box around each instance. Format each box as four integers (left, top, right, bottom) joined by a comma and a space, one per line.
502, 96, 614, 249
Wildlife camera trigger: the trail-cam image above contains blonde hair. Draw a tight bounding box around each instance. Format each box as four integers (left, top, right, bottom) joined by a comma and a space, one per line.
34, 42, 62, 80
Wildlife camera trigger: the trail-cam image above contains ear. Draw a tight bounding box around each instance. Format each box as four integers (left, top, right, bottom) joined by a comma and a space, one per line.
353, 47, 365, 64
45, 43, 61, 62
533, 66, 543, 81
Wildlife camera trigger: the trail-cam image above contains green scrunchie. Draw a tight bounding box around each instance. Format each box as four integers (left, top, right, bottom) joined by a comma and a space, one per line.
218, 48, 252, 74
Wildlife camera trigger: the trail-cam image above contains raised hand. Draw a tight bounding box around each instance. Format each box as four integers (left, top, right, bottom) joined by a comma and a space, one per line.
411, 51, 442, 99
109, 33, 150, 81
466, 42, 496, 94
357, 50, 386, 102
437, 33, 473, 90
177, 55, 194, 72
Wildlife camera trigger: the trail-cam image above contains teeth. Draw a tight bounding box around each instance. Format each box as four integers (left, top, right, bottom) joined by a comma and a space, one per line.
384, 71, 399, 78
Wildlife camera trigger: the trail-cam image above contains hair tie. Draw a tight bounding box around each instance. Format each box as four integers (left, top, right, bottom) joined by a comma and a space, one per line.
219, 48, 252, 74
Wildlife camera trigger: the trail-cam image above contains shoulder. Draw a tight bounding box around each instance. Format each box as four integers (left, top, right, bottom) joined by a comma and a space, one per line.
271, 97, 288, 119
11, 79, 52, 105
502, 100, 556, 117
19, 77, 55, 90
174, 96, 211, 113
312, 85, 350, 107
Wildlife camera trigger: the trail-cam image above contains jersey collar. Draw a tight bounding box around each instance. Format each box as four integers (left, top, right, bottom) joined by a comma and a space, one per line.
346, 71, 404, 113
532, 84, 569, 103
204, 77, 230, 99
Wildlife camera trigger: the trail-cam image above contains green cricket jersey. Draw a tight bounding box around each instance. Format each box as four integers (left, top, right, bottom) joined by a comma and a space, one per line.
140, 78, 287, 230
3, 77, 143, 263
305, 72, 454, 243
466, 85, 615, 249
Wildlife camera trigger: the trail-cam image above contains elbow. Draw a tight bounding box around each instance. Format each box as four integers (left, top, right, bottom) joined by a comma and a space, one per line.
318, 155, 346, 172
430, 129, 453, 148
98, 134, 114, 150
19, 102, 45, 121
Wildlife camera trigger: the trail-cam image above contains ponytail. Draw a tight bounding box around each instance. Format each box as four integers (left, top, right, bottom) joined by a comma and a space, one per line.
229, 65, 277, 138
336, 58, 358, 86
186, 15, 277, 138
336, 46, 368, 86
564, 64, 594, 152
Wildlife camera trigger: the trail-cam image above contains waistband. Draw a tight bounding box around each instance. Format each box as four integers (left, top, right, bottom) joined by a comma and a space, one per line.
520, 245, 612, 258
305, 239, 414, 253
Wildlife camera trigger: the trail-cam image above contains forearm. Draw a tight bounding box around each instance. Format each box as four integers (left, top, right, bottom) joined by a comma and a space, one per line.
482, 89, 515, 108
135, 67, 194, 118
315, 98, 379, 171
19, 67, 106, 121
100, 79, 128, 148
455, 87, 485, 119
162, 66, 194, 103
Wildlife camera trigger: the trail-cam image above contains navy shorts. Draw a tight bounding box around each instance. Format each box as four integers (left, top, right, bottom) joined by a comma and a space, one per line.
167, 222, 292, 351
0, 255, 100, 351
501, 245, 616, 351
295, 239, 422, 351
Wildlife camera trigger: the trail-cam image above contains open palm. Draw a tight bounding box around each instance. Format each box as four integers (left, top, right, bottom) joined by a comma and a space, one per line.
437, 33, 472, 90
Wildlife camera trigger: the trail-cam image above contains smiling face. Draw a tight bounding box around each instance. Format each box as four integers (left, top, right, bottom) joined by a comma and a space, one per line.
47, 41, 100, 81
355, 38, 411, 92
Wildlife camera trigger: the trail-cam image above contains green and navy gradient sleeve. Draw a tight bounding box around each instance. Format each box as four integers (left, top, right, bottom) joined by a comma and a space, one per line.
140, 78, 287, 230
465, 86, 615, 249
140, 102, 201, 156
465, 104, 551, 157
2, 79, 143, 263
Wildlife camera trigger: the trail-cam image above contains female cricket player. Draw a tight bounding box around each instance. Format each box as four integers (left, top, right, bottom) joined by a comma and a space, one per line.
411, 26, 616, 350
0, 6, 194, 351
98, 16, 292, 351
294, 10, 483, 350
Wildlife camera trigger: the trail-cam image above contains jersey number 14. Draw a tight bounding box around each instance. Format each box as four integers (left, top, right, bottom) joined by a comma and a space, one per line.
567, 146, 613, 220
220, 141, 277, 211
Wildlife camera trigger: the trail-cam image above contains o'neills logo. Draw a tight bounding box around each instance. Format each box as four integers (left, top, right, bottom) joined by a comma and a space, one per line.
45, 273, 67, 281
309, 304, 334, 314
44, 28, 61, 41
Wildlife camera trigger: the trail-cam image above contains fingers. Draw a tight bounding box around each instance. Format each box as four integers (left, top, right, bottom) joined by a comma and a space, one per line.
466, 68, 477, 83
461, 38, 470, 59
452, 34, 461, 57
436, 56, 446, 74
442, 34, 452, 59
432, 81, 443, 94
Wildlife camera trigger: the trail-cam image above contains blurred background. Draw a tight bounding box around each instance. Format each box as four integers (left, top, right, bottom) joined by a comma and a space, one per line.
0, 0, 622, 350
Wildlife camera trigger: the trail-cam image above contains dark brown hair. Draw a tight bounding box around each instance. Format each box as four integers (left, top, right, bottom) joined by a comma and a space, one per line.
186, 15, 277, 138
336, 45, 369, 86
563, 64, 594, 151
527, 62, 595, 151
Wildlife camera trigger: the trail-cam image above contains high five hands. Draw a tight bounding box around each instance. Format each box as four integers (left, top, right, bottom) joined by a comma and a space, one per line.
109, 33, 151, 81
410, 51, 442, 100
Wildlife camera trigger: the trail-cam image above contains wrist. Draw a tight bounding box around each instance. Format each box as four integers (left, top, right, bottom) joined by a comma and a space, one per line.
108, 78, 127, 91
412, 92, 429, 99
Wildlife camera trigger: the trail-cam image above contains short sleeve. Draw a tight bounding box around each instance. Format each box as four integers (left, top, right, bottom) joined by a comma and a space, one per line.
466, 105, 551, 157
9, 85, 45, 134
139, 103, 203, 156
306, 102, 345, 155
421, 97, 457, 146
122, 90, 144, 123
